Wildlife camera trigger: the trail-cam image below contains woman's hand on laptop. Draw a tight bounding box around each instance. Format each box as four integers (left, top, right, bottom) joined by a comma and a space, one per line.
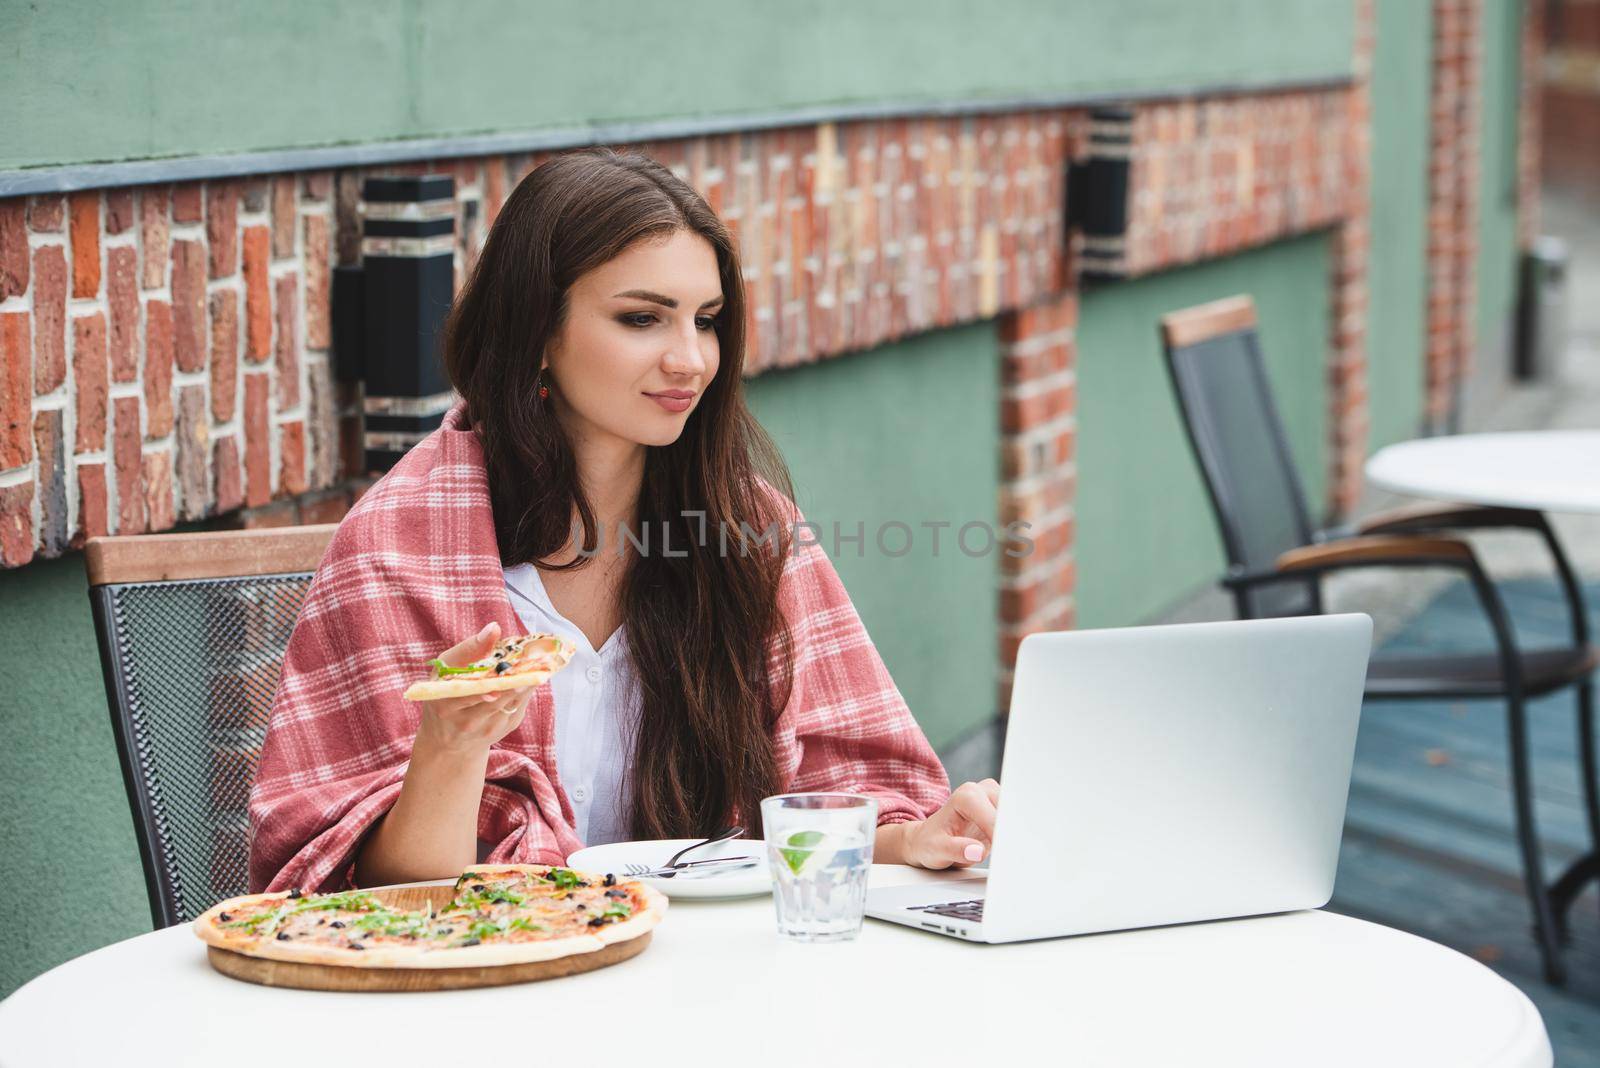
884, 779, 1000, 869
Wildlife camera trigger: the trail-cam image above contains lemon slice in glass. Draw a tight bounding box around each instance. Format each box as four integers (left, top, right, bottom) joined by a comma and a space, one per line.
779, 830, 837, 877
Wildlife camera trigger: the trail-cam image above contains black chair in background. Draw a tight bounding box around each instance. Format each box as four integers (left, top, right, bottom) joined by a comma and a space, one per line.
1159, 294, 1599, 985
85, 525, 335, 927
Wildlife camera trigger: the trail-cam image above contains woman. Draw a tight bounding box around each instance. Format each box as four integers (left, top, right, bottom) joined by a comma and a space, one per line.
248, 147, 1000, 893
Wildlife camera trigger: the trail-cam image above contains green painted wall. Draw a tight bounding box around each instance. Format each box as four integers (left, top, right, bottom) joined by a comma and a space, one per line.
746, 322, 1001, 751
1366, 0, 1432, 449
0, 557, 150, 999
1477, 0, 1525, 356
2, 0, 1353, 172
1074, 234, 1334, 631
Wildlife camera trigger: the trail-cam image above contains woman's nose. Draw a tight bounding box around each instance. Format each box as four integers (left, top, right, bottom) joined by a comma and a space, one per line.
662, 324, 709, 376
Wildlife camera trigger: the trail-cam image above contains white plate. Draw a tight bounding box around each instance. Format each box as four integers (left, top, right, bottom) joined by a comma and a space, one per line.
566, 838, 772, 900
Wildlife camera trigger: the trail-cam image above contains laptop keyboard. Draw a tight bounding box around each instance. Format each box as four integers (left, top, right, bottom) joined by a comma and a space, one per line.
908, 899, 985, 923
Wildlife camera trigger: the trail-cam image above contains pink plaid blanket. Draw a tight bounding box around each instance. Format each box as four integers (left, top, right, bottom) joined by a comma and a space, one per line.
247, 404, 950, 893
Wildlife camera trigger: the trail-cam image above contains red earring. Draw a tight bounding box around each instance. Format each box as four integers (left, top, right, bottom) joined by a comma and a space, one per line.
537, 373, 550, 399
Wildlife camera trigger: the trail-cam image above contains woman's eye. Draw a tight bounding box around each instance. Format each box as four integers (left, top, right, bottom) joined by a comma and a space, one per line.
620, 313, 718, 332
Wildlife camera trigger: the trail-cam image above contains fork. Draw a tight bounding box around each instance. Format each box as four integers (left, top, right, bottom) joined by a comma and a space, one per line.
664, 825, 744, 869
622, 857, 758, 879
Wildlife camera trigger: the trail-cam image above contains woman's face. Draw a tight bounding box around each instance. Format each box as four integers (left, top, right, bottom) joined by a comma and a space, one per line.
544, 228, 725, 451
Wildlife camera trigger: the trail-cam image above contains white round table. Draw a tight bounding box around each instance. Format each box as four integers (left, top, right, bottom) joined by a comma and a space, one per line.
0, 866, 1552, 1067
1365, 430, 1600, 513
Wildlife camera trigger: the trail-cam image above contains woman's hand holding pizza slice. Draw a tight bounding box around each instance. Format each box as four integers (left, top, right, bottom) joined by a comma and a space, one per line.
358, 622, 577, 887
405, 622, 574, 754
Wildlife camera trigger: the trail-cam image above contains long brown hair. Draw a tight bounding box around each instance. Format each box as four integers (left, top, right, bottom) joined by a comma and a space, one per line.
442, 146, 795, 839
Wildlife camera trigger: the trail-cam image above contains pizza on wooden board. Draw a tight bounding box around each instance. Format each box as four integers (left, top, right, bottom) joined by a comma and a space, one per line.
401, 633, 576, 702
194, 865, 666, 969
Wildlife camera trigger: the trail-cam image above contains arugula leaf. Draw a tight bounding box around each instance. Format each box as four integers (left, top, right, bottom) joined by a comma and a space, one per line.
466, 919, 506, 940
427, 658, 486, 676
293, 890, 383, 913
448, 886, 527, 911
545, 868, 583, 891
223, 903, 291, 935
453, 914, 544, 944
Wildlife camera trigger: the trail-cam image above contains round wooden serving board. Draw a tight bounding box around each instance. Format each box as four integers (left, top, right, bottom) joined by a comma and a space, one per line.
203, 884, 653, 992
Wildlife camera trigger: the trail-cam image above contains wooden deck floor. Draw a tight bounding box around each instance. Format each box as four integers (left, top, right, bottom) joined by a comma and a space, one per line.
1328, 574, 1600, 1065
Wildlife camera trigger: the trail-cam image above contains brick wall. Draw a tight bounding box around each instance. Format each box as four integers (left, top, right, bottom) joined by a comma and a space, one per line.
1426, 0, 1485, 430
1117, 93, 1355, 275
0, 177, 349, 565
1542, 0, 1600, 199
996, 292, 1078, 702
1, 116, 1070, 565
626, 117, 1070, 371
1327, 0, 1376, 519
1520, 0, 1545, 248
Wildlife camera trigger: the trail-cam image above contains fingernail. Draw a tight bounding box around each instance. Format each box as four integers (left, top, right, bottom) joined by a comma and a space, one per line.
478, 622, 495, 638
963, 844, 984, 862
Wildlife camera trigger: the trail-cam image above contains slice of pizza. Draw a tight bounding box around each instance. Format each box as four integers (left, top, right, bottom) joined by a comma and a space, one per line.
401, 633, 575, 702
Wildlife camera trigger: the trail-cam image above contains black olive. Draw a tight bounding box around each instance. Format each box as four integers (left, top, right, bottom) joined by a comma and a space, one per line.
287, 888, 303, 899
218, 912, 232, 922
329, 920, 344, 928
603, 873, 616, 887
276, 932, 292, 941
587, 917, 606, 927
349, 942, 365, 951
471, 884, 486, 893
574, 903, 585, 911
605, 889, 626, 899
495, 661, 511, 674
461, 938, 481, 947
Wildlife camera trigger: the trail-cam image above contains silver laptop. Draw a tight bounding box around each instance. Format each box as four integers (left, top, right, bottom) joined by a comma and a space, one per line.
866, 613, 1372, 943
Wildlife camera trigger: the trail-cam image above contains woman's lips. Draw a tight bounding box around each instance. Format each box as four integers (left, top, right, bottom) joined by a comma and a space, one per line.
645, 390, 695, 413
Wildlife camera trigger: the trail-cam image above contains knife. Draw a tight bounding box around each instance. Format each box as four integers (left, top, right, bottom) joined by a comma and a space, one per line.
620, 857, 761, 880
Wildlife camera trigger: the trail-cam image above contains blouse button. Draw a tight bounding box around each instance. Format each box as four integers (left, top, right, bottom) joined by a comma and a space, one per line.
573, 786, 589, 803
585, 666, 602, 683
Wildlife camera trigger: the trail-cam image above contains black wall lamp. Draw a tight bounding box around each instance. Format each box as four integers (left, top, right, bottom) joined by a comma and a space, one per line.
1067, 107, 1134, 284
332, 175, 457, 473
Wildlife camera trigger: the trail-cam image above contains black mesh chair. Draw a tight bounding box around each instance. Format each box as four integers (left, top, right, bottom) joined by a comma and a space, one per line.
86, 525, 335, 928
1160, 294, 1600, 986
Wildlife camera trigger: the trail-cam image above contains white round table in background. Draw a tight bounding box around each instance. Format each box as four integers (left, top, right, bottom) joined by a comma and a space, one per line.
1365, 430, 1600, 513
0, 866, 1552, 1068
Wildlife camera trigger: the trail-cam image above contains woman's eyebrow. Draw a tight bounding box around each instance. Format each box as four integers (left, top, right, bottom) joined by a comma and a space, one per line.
612, 289, 725, 309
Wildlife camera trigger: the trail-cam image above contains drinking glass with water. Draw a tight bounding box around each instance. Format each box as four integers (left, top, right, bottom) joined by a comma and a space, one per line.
759, 793, 876, 942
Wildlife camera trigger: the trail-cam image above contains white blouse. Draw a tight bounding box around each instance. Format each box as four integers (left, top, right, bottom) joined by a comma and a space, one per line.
502, 562, 639, 847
